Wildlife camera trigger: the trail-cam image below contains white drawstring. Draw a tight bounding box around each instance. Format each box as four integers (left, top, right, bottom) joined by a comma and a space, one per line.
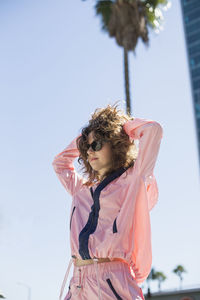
59, 257, 74, 300
93, 258, 103, 300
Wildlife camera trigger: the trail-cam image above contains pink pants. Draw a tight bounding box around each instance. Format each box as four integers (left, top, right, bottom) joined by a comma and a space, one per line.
63, 260, 145, 300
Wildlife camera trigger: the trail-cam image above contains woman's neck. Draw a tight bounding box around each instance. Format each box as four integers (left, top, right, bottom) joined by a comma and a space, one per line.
97, 174, 106, 182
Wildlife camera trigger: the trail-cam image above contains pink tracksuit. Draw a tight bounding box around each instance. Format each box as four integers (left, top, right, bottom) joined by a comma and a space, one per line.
52, 118, 163, 300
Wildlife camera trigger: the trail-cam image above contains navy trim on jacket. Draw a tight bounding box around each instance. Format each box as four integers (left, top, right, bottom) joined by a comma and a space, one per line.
78, 165, 131, 259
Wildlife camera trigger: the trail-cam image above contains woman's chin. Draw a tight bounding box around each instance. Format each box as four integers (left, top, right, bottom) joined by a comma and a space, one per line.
89, 165, 98, 171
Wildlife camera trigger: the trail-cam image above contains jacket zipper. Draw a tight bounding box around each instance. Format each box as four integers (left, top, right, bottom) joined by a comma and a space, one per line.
106, 278, 123, 300
70, 206, 76, 230
113, 210, 120, 233
113, 217, 117, 233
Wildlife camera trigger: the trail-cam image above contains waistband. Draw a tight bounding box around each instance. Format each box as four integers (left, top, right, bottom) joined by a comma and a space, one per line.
74, 257, 124, 267
59, 256, 127, 300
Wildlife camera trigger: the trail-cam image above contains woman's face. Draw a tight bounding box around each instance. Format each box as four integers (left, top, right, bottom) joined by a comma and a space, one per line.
87, 131, 112, 179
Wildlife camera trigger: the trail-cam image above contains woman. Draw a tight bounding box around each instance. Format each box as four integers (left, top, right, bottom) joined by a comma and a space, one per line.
52, 104, 163, 300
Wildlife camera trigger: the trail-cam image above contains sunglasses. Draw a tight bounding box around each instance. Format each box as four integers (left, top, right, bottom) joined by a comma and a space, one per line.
86, 140, 104, 152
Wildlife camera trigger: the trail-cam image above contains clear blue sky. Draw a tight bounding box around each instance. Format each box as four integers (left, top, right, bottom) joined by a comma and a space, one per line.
0, 0, 200, 299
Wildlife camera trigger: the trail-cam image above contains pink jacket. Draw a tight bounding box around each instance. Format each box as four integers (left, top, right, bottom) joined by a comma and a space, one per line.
52, 118, 163, 299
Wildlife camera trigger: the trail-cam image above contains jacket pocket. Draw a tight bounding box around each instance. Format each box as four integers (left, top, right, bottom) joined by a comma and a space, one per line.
106, 278, 123, 300
112, 210, 120, 233
113, 217, 117, 233
70, 206, 76, 230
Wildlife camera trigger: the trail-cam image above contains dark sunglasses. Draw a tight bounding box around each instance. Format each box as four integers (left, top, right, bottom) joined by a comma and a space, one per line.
86, 140, 104, 152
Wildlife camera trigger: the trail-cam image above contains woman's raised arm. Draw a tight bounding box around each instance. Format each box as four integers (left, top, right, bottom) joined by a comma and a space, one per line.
123, 118, 163, 211
123, 117, 163, 177
52, 134, 84, 197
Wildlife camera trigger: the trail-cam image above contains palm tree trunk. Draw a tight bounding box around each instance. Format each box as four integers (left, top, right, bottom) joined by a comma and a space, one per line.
180, 277, 182, 289
124, 46, 131, 116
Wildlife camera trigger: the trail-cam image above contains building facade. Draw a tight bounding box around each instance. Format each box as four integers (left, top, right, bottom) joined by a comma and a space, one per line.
180, 0, 200, 168
144, 287, 200, 300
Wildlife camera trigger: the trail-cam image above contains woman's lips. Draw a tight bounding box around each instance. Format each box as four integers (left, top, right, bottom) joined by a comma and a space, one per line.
91, 158, 98, 161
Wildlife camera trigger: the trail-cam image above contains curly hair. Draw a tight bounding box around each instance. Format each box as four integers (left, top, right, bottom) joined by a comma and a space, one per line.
76, 103, 138, 186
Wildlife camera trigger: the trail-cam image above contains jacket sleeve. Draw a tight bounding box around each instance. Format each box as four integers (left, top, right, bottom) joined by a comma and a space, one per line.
123, 118, 163, 210
52, 135, 84, 196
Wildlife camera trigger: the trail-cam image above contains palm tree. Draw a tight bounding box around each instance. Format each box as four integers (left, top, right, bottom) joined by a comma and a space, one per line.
146, 267, 156, 297
173, 265, 187, 289
153, 271, 167, 291
81, 0, 171, 115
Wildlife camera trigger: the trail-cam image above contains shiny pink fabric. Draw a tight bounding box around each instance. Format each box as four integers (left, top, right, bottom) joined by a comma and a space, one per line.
52, 118, 163, 299
64, 260, 145, 300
